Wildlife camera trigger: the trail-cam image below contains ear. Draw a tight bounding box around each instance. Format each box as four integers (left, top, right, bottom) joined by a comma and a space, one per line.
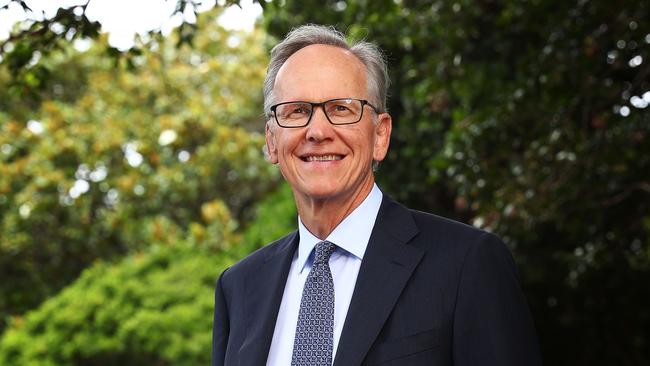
265, 122, 279, 164
372, 113, 392, 162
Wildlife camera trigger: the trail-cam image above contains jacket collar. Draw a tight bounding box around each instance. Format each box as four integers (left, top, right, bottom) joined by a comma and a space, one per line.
239, 231, 299, 366
239, 194, 423, 366
332, 194, 423, 366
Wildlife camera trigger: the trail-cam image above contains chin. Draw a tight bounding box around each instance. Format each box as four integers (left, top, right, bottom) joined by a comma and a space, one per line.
296, 182, 346, 201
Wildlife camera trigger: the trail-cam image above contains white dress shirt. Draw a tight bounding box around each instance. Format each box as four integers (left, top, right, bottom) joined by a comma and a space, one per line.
265, 184, 383, 366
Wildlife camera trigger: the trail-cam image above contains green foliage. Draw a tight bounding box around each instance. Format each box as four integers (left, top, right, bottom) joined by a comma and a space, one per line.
0, 3, 101, 102
0, 12, 278, 330
240, 182, 297, 256
262, 1, 650, 364
0, 241, 231, 366
0, 1, 252, 99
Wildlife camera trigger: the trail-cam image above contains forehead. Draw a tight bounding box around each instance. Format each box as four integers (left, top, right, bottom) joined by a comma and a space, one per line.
274, 44, 367, 101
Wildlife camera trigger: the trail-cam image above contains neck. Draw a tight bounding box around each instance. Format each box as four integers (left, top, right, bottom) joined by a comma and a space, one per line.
295, 178, 375, 240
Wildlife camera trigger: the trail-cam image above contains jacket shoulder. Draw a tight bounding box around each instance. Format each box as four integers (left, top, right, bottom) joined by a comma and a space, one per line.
406, 208, 508, 257
221, 230, 297, 283
409, 209, 487, 238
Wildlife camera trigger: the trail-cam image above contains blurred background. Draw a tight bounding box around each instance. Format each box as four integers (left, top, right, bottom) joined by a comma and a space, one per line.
0, 0, 648, 365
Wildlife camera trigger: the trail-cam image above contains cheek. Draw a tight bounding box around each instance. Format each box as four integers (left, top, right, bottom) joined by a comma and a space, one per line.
363, 130, 379, 157
277, 135, 300, 160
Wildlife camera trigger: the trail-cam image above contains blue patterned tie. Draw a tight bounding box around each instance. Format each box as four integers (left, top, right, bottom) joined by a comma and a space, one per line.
291, 240, 337, 366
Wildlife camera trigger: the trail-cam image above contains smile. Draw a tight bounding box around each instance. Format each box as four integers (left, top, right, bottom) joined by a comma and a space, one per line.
301, 154, 344, 162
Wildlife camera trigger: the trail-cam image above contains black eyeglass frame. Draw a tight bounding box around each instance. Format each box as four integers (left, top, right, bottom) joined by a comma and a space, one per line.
269, 98, 381, 128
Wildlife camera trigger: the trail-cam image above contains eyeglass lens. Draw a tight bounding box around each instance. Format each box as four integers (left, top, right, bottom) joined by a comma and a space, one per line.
275, 99, 363, 127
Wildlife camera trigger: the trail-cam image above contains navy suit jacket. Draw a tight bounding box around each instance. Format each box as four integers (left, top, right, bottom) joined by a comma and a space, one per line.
212, 195, 542, 365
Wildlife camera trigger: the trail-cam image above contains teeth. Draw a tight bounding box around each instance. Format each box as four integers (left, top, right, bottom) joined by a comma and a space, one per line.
304, 155, 342, 162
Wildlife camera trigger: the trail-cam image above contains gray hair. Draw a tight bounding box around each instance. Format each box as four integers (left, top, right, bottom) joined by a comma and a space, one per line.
263, 24, 390, 116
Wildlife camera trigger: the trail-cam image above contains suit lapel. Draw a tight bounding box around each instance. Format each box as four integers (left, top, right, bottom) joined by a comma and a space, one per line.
239, 231, 299, 366
333, 196, 424, 366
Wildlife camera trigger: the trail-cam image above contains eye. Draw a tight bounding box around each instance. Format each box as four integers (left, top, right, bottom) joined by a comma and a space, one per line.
291, 106, 310, 115
279, 103, 311, 119
327, 101, 355, 116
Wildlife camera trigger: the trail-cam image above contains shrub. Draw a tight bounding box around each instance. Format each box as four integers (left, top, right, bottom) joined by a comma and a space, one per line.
0, 242, 232, 366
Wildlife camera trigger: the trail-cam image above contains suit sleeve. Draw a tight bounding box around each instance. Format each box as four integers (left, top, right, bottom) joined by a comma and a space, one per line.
212, 269, 230, 366
452, 233, 542, 366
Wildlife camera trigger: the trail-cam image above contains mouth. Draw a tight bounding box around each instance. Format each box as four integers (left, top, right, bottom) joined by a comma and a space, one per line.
300, 154, 344, 162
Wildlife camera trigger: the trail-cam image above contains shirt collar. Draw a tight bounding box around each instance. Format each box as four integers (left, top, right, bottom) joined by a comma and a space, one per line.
297, 183, 383, 273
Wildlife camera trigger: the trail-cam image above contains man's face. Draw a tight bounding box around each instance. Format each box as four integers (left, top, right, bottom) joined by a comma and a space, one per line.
265, 44, 391, 204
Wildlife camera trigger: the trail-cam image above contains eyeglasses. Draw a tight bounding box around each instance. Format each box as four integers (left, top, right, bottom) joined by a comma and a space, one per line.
269, 98, 380, 128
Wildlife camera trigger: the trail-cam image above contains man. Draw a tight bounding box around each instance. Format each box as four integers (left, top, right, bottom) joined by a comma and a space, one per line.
213, 24, 542, 366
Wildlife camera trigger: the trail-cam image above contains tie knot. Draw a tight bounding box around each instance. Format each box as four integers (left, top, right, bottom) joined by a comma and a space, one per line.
313, 241, 336, 266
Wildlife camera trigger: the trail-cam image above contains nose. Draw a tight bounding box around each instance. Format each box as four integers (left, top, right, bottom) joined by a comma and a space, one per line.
305, 105, 334, 142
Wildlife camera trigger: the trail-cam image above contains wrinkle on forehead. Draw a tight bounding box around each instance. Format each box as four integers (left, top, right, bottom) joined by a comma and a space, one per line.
274, 44, 367, 102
